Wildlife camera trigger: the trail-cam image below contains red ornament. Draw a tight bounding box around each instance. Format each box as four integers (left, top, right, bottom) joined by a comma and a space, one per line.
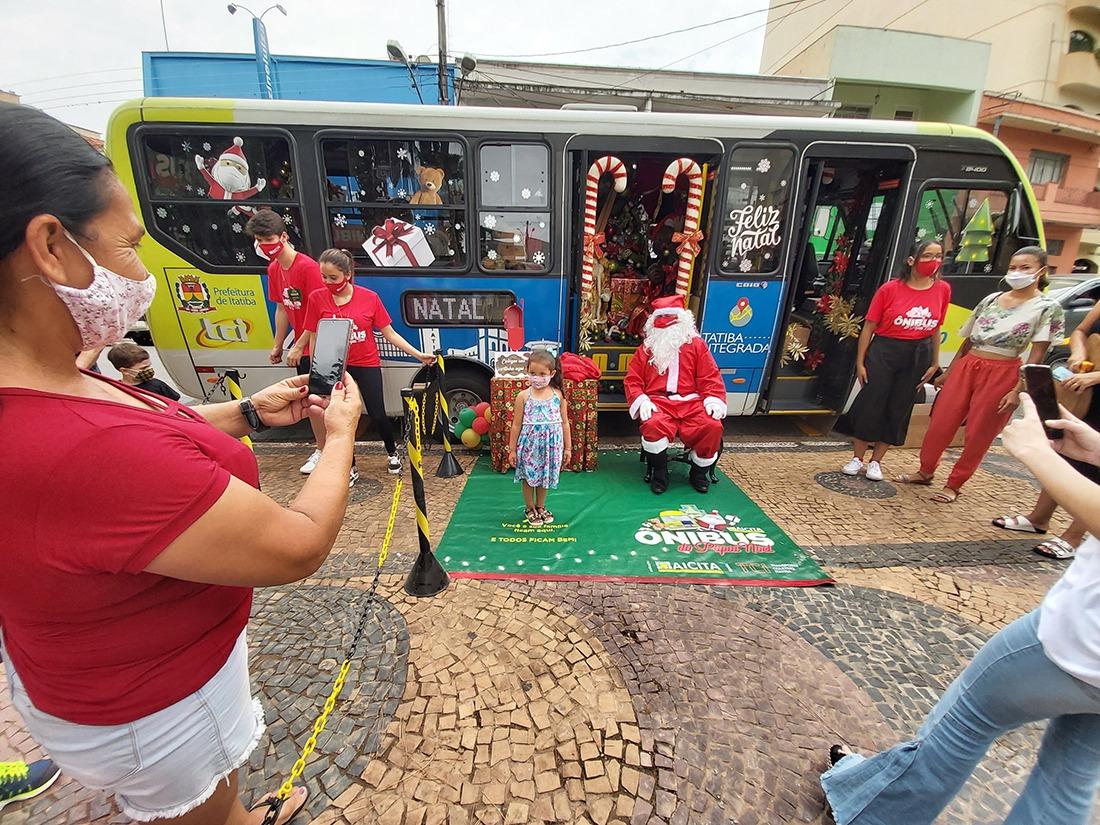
815, 294, 835, 314
270, 177, 282, 189
806, 349, 825, 371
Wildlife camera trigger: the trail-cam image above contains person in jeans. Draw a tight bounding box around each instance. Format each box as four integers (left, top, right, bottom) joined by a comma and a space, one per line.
823, 393, 1100, 824
896, 246, 1064, 502
835, 240, 949, 481
0, 102, 362, 824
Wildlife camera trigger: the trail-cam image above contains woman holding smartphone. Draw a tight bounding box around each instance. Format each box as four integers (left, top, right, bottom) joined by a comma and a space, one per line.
896, 246, 1064, 503
822, 394, 1100, 824
301, 249, 435, 484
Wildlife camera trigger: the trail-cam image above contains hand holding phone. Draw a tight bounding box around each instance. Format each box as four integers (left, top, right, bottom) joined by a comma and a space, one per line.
1022, 364, 1063, 440
308, 318, 353, 396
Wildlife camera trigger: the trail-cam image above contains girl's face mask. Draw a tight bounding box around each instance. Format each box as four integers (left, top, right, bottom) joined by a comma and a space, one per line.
324, 277, 350, 295
1005, 267, 1043, 291
527, 374, 552, 389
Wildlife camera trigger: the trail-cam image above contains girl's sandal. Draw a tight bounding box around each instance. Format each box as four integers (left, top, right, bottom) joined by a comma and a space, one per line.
538, 507, 554, 525
525, 507, 544, 526
1034, 537, 1077, 560
931, 487, 961, 504
894, 472, 934, 486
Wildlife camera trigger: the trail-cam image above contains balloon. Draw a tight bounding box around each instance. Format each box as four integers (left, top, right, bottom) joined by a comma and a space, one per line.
471, 416, 489, 435
460, 428, 481, 448
483, 407, 493, 422
474, 402, 490, 416
454, 420, 467, 436
458, 407, 477, 426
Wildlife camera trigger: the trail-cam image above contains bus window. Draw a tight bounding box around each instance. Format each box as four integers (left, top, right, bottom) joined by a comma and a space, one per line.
140, 131, 304, 268
719, 146, 795, 276
915, 187, 1010, 275
322, 138, 467, 270
478, 143, 551, 272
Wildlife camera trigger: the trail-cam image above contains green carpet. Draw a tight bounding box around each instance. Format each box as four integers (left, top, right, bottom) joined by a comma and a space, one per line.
438, 451, 832, 586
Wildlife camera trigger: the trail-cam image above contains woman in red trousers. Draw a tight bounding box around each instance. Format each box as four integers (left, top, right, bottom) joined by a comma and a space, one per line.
896, 246, 1064, 502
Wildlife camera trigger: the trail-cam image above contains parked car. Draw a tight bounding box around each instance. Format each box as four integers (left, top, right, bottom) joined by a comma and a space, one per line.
1046, 276, 1100, 367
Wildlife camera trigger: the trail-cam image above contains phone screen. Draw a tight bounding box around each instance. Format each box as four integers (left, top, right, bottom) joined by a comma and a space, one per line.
308, 318, 353, 396
1022, 364, 1063, 440
1052, 365, 1074, 382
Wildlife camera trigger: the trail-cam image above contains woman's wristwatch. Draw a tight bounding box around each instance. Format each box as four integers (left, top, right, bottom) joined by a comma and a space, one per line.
238, 397, 269, 432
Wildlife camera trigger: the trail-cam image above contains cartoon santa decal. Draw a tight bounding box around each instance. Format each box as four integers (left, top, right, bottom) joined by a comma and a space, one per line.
194, 136, 266, 216
625, 294, 727, 494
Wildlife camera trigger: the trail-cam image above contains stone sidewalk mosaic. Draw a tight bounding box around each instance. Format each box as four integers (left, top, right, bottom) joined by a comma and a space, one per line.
2, 444, 1096, 825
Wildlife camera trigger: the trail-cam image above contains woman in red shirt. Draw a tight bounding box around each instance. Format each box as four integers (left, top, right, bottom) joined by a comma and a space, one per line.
301, 249, 435, 481
0, 104, 362, 823
835, 240, 950, 480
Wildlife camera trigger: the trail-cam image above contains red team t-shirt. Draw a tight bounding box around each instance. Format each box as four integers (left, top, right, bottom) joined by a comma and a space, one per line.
865, 278, 952, 340
303, 285, 393, 367
0, 376, 256, 725
267, 252, 324, 355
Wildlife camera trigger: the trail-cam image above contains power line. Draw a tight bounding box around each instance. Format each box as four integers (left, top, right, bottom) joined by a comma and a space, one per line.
7, 66, 138, 88
454, 0, 806, 60
762, 0, 857, 75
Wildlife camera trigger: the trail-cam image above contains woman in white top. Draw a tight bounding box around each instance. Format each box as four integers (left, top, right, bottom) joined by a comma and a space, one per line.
822, 394, 1100, 824
896, 246, 1064, 502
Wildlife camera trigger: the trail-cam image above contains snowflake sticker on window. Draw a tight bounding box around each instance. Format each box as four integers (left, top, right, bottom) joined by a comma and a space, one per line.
482, 214, 497, 229
202, 142, 211, 152
396, 147, 411, 162
236, 251, 246, 263
780, 179, 787, 187
487, 249, 498, 260
333, 214, 347, 228
532, 250, 546, 266
455, 222, 463, 231
916, 227, 927, 239
282, 213, 293, 225
358, 149, 365, 158
756, 158, 772, 174
520, 187, 531, 200
424, 223, 436, 235
196, 188, 205, 197
489, 170, 500, 182
538, 221, 545, 229
182, 225, 191, 234
968, 198, 978, 209
397, 188, 408, 199
983, 263, 993, 273
512, 234, 521, 244
181, 140, 192, 153
535, 189, 542, 198
739, 259, 752, 273
740, 182, 748, 190
156, 207, 168, 219
232, 222, 242, 233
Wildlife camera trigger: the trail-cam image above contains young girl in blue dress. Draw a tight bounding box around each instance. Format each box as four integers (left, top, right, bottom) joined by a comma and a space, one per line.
507, 350, 572, 526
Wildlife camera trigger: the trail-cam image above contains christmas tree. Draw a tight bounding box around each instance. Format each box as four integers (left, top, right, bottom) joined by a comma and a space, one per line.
956, 198, 993, 263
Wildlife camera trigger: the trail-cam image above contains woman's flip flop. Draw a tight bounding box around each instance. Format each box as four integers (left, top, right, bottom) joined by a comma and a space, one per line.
931, 488, 961, 504
249, 787, 309, 824
1034, 537, 1077, 560
894, 472, 933, 486
992, 515, 1047, 534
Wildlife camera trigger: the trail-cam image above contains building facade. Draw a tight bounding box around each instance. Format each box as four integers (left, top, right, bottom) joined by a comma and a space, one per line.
761, 0, 1100, 270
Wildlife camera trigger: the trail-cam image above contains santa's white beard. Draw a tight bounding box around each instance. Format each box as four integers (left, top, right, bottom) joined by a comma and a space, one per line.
213, 165, 249, 193
645, 313, 698, 374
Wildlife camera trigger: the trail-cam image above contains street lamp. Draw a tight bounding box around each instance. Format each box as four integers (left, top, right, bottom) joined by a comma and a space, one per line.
227, 3, 287, 99
387, 39, 425, 104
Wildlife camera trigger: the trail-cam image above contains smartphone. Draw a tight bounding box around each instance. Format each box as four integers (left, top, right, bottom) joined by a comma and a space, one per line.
308, 318, 353, 396
1052, 365, 1074, 383
1022, 364, 1063, 440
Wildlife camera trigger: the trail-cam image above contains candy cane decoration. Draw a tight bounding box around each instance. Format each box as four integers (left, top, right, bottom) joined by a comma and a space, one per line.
581, 155, 628, 308
662, 158, 704, 296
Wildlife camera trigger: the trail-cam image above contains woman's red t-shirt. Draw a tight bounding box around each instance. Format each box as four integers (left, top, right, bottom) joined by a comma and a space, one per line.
303, 285, 393, 367
0, 376, 255, 725
865, 278, 952, 340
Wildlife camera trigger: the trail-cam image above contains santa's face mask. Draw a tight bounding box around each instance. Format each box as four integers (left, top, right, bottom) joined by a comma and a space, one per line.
214, 159, 249, 191
653, 312, 679, 329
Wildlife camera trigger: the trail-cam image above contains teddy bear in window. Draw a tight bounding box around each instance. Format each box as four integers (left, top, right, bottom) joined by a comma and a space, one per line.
409, 166, 445, 205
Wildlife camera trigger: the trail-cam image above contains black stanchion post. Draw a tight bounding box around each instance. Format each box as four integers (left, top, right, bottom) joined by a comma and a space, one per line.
433, 351, 465, 478
402, 386, 450, 597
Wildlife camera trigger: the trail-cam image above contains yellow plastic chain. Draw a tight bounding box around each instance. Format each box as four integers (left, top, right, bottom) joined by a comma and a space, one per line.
267, 473, 403, 812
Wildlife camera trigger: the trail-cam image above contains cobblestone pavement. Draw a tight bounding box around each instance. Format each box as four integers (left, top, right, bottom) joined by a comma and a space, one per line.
3, 440, 1095, 825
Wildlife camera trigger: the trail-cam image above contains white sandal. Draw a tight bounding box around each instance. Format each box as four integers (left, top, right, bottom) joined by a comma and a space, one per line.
992, 515, 1047, 535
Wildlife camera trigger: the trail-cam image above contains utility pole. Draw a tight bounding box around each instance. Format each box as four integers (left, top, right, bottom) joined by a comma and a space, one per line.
436, 0, 449, 104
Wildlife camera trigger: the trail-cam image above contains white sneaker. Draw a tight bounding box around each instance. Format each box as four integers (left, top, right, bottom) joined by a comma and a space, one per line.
299, 448, 322, 475
387, 453, 402, 475
349, 467, 360, 488
866, 461, 884, 482
841, 457, 863, 476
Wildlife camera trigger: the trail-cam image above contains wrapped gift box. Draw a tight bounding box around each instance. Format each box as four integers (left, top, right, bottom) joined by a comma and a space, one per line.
608, 277, 647, 322
489, 377, 598, 473
363, 218, 436, 267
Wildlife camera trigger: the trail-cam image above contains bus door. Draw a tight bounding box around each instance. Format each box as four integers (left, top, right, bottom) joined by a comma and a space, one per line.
563, 135, 723, 409
761, 143, 915, 414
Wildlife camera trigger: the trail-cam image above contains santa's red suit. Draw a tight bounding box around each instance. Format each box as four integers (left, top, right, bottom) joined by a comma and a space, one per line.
625, 295, 726, 493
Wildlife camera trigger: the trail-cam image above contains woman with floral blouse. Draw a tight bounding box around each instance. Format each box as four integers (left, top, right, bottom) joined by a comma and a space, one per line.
896, 246, 1065, 503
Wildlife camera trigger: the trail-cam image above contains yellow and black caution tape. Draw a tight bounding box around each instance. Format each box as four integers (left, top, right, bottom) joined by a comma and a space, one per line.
260, 473, 403, 825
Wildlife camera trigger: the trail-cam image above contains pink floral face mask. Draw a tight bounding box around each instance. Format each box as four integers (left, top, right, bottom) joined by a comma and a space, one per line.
527, 374, 552, 389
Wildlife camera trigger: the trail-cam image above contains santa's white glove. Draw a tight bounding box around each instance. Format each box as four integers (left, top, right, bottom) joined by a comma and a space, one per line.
704, 397, 727, 420
631, 394, 657, 422
254, 177, 267, 193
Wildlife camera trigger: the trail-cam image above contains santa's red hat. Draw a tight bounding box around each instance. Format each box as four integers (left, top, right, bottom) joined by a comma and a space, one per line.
649, 294, 687, 328
219, 137, 248, 170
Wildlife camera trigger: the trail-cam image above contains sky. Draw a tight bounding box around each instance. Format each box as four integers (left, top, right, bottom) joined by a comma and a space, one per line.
1, 0, 771, 134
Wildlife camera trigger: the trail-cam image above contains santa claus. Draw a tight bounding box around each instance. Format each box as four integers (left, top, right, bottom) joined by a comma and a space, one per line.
625, 294, 726, 494
194, 137, 266, 215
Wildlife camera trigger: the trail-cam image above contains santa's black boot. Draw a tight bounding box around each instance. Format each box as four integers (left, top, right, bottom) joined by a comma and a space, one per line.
647, 450, 670, 495
689, 461, 711, 494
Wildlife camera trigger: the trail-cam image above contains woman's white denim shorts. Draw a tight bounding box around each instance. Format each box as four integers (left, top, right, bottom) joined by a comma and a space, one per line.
2, 631, 265, 821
